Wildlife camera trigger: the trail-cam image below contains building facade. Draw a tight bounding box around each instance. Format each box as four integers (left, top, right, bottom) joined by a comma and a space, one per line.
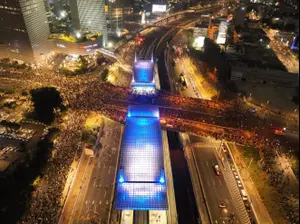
70, 0, 107, 45
0, 0, 51, 63
106, 0, 123, 36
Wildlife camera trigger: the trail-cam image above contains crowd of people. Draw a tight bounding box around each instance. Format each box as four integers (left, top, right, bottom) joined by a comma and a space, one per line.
19, 111, 87, 224
1, 48, 298, 224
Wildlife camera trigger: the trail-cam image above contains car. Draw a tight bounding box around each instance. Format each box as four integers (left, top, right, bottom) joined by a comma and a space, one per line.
244, 202, 251, 212
222, 146, 227, 152
241, 189, 248, 201
233, 171, 239, 179
242, 196, 248, 201
213, 165, 221, 176
237, 180, 243, 188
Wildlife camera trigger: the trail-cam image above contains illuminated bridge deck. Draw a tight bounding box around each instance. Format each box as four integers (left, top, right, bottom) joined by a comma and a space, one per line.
115, 105, 168, 210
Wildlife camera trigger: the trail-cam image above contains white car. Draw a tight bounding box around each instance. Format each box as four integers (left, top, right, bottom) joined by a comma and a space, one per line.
233, 171, 239, 179
237, 180, 243, 188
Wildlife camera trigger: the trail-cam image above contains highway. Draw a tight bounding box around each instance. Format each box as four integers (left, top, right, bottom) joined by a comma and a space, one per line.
188, 136, 249, 224
151, 14, 209, 224
59, 119, 122, 224
135, 15, 206, 224
165, 23, 251, 224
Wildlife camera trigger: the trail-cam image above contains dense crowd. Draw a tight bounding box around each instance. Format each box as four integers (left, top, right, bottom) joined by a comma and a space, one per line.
1, 52, 298, 223
19, 111, 87, 224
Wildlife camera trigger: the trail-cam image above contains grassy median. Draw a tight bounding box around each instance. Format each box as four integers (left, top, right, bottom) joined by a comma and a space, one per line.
231, 145, 287, 224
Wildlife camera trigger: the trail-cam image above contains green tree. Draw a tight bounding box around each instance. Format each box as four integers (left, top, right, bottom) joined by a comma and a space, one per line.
101, 69, 109, 81
30, 87, 63, 123
78, 55, 88, 71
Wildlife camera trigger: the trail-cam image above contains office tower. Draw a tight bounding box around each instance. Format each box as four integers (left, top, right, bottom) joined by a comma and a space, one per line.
0, 0, 51, 63
70, 0, 108, 45
233, 7, 246, 27
107, 0, 123, 36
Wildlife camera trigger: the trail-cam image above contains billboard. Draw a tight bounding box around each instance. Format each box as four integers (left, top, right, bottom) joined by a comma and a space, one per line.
152, 4, 167, 13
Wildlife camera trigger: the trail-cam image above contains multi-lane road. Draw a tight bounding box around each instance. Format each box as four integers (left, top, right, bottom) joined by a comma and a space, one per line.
165, 27, 252, 224
59, 119, 122, 224
188, 136, 250, 224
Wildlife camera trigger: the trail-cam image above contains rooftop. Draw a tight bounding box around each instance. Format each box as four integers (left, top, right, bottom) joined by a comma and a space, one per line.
0, 147, 24, 173
114, 105, 167, 210
132, 60, 155, 88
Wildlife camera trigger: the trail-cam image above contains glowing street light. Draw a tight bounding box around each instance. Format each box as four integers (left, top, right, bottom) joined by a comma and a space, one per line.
60, 10, 67, 19
107, 42, 113, 48
76, 32, 81, 39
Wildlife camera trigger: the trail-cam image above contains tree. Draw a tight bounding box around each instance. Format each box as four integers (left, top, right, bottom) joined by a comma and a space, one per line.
78, 55, 88, 71
30, 87, 63, 123
101, 69, 109, 81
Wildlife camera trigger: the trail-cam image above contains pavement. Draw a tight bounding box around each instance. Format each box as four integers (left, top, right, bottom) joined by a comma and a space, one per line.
59, 119, 122, 224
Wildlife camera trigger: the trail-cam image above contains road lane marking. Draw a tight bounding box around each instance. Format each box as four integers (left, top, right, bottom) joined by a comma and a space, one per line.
69, 156, 91, 223
75, 158, 96, 222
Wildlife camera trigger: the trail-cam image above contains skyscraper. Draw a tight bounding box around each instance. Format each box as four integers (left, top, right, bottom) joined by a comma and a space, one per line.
70, 0, 107, 45
107, 0, 123, 36
0, 0, 51, 63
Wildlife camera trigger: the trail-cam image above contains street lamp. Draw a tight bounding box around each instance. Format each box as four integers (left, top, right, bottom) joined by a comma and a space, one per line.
76, 32, 81, 39
60, 10, 67, 19
107, 42, 113, 48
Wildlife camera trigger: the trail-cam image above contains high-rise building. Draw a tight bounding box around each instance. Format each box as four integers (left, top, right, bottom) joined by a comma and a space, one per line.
106, 0, 123, 36
70, 0, 107, 45
0, 0, 51, 63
